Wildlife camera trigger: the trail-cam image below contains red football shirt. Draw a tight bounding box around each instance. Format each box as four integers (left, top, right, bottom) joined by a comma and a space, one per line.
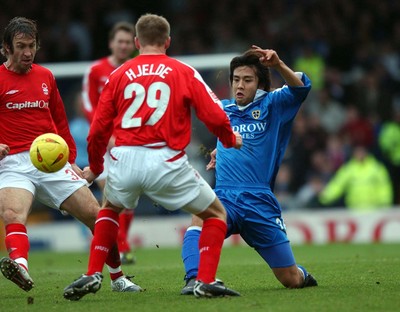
81, 57, 116, 123
0, 64, 77, 162
87, 54, 236, 175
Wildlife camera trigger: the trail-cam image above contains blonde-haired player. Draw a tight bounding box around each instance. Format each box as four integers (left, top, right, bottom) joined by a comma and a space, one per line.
64, 13, 242, 300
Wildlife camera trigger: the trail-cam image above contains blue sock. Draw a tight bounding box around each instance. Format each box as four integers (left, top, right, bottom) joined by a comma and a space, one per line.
181, 226, 201, 281
297, 265, 308, 279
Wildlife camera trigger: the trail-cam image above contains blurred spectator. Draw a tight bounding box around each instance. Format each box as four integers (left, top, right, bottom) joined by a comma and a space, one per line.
380, 40, 400, 82
274, 162, 295, 211
284, 112, 310, 193
325, 134, 347, 171
378, 109, 400, 204
308, 149, 335, 183
293, 44, 325, 91
293, 174, 326, 210
347, 66, 394, 123
339, 105, 375, 153
285, 111, 328, 193
289, 148, 334, 210
305, 87, 346, 134
319, 145, 393, 211
211, 20, 247, 53
103, 0, 136, 28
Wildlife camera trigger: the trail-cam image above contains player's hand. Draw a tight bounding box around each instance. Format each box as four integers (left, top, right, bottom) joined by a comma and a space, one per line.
70, 163, 84, 178
206, 149, 217, 171
0, 143, 10, 161
83, 166, 99, 183
251, 45, 281, 68
234, 131, 243, 149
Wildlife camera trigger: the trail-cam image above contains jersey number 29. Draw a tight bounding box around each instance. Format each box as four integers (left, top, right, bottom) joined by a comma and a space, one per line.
122, 82, 171, 128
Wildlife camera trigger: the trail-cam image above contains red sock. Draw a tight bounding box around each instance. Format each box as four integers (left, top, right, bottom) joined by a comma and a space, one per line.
117, 209, 134, 253
91, 234, 123, 280
196, 218, 227, 284
91, 223, 124, 280
5, 224, 29, 270
87, 209, 119, 275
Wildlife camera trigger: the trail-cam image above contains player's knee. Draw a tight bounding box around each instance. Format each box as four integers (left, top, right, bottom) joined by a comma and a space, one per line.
1, 208, 28, 224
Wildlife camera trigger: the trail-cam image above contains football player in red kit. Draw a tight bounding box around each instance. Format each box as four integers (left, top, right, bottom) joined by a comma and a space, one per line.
0, 17, 141, 294
82, 21, 136, 265
63, 13, 242, 300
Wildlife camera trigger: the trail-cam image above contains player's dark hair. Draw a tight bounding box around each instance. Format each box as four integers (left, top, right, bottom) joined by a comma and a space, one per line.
229, 49, 271, 91
1, 17, 40, 57
135, 13, 170, 46
109, 21, 135, 41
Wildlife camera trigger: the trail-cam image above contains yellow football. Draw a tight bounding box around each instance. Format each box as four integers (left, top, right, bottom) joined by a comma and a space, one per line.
29, 133, 69, 173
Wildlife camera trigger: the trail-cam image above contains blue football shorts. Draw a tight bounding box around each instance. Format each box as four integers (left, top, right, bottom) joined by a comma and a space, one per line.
216, 187, 296, 268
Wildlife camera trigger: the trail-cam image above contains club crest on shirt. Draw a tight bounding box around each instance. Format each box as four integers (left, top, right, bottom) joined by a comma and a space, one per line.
42, 83, 49, 95
252, 110, 261, 119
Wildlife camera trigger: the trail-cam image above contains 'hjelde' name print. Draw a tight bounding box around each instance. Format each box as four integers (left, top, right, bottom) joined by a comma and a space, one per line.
125, 64, 172, 80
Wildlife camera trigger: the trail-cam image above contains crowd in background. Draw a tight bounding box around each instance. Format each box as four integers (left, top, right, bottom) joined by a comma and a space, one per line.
2, 0, 400, 213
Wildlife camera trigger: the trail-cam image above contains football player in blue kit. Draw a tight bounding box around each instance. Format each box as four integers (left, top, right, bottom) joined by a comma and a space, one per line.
180, 46, 318, 294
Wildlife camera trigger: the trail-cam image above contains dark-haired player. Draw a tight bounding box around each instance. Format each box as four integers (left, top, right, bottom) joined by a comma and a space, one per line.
0, 17, 140, 294
181, 46, 318, 294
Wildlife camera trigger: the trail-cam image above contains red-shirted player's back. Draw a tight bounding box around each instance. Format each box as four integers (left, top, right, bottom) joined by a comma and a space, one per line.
93, 54, 230, 151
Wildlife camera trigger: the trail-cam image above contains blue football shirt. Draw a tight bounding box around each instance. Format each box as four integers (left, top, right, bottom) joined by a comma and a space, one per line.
215, 73, 311, 192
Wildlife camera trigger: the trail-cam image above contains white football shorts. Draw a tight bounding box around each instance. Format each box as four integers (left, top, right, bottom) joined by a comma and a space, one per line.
104, 146, 216, 214
0, 151, 87, 209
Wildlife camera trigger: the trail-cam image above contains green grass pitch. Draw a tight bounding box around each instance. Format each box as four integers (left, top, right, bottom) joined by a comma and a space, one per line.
0, 243, 399, 312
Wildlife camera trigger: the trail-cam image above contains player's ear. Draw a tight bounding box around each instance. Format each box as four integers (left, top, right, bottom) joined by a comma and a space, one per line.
165, 36, 171, 49
134, 37, 140, 50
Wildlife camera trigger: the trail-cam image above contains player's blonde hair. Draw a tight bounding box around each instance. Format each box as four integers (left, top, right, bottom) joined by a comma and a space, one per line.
135, 14, 170, 47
